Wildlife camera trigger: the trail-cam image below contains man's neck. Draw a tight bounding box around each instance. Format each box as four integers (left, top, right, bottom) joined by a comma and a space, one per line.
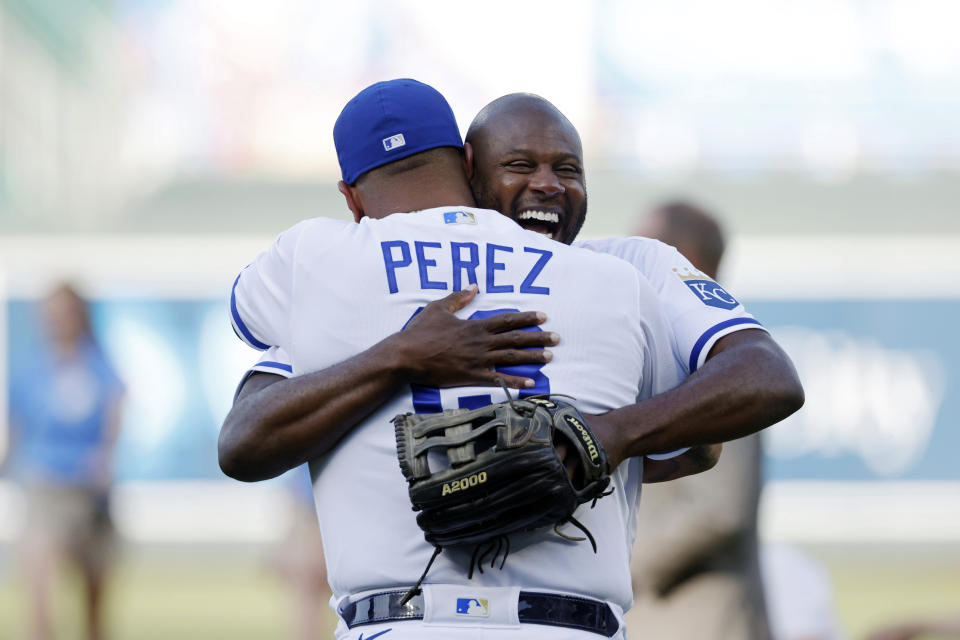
363, 179, 476, 219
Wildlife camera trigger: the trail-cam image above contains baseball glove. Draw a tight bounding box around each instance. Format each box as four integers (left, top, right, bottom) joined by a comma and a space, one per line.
393, 394, 612, 599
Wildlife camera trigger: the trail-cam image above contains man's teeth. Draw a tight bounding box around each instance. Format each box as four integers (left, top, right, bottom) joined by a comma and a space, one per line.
518, 210, 560, 224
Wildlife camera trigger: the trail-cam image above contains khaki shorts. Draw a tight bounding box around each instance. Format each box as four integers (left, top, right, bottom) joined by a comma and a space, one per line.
23, 483, 115, 575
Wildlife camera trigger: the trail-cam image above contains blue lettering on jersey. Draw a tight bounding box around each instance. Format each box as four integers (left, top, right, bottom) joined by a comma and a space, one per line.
381, 240, 551, 295
381, 240, 412, 294
486, 244, 514, 293
519, 247, 552, 294
451, 242, 479, 290
684, 280, 739, 310
415, 241, 447, 290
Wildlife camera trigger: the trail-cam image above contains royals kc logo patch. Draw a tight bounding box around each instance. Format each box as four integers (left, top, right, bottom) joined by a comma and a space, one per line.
673, 268, 739, 310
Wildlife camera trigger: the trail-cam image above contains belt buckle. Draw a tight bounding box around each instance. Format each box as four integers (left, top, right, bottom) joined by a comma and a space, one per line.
339, 590, 424, 628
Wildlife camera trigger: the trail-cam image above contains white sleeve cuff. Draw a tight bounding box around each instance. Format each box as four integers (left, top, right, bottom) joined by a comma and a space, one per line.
645, 447, 691, 461
688, 318, 767, 373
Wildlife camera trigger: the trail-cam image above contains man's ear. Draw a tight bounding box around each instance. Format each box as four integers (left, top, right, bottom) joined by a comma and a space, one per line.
338, 180, 365, 223
463, 142, 475, 182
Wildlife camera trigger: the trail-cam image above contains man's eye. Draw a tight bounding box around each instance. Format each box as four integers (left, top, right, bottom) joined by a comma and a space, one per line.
557, 165, 582, 174
505, 161, 533, 169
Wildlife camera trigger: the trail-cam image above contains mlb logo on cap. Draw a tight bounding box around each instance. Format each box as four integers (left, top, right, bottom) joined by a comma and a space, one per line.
383, 133, 406, 151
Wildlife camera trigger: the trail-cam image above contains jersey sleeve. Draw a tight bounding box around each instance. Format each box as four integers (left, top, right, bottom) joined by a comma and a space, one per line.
250, 346, 294, 378
230, 222, 309, 351
576, 236, 766, 375
631, 270, 690, 461
232, 346, 295, 403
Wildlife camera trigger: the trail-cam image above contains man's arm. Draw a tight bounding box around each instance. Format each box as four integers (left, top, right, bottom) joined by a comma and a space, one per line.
219, 286, 558, 481
591, 328, 804, 470
642, 443, 722, 483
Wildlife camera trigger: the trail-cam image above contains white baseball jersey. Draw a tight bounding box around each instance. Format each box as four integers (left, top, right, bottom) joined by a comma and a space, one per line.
230, 206, 680, 613
574, 237, 765, 374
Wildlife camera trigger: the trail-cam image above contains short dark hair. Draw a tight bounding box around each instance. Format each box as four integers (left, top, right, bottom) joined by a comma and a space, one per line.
651, 200, 726, 276
356, 146, 462, 185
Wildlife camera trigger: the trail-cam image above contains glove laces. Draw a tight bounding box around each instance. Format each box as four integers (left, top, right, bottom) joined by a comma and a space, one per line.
398, 534, 514, 607
553, 515, 598, 551
399, 545, 443, 606
467, 534, 511, 579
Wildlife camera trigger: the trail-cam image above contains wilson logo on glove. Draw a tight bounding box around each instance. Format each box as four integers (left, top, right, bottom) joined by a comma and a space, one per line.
564, 414, 600, 463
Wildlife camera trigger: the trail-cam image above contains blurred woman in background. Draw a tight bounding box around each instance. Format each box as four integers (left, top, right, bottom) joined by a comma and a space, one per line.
9, 283, 125, 640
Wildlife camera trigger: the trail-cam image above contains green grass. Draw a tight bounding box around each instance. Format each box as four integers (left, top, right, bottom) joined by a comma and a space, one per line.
827, 551, 960, 640
0, 552, 337, 640
1, 547, 958, 640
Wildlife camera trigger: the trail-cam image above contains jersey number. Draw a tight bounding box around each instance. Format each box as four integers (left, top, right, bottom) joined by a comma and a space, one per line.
403, 308, 550, 413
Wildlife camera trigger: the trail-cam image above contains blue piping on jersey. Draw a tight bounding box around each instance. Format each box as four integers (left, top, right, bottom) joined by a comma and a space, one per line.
231, 273, 270, 350
255, 361, 293, 373
689, 318, 763, 373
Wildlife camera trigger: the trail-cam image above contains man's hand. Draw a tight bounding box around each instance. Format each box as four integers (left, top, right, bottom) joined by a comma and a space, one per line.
387, 285, 558, 389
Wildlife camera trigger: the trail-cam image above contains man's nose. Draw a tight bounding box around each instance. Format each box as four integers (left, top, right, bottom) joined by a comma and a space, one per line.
529, 166, 564, 197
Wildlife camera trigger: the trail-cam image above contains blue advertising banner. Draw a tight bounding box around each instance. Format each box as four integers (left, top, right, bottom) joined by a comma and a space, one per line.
750, 299, 956, 481
5, 298, 956, 483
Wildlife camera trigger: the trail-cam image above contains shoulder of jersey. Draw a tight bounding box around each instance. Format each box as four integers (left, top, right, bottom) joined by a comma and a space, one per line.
300, 216, 355, 232
289, 216, 360, 242
566, 240, 646, 276
576, 235, 675, 256
577, 235, 684, 270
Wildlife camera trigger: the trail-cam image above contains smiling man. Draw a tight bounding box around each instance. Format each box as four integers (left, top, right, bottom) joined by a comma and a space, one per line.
463, 93, 803, 470
467, 95, 587, 245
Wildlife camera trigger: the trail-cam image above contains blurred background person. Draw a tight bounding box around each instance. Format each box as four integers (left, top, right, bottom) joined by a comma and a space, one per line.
8, 283, 125, 640
625, 200, 773, 640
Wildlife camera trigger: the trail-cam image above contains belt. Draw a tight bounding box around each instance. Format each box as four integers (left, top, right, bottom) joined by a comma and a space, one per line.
339, 589, 619, 637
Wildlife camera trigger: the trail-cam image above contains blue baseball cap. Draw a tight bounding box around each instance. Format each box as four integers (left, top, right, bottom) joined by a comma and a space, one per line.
334, 78, 464, 185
